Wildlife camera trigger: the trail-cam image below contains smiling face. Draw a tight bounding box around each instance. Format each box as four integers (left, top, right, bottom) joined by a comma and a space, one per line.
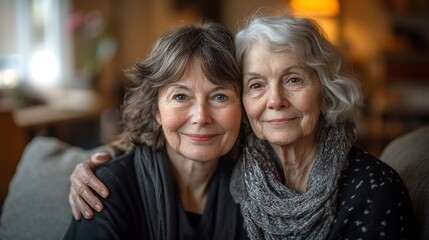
242, 43, 322, 148
156, 59, 242, 163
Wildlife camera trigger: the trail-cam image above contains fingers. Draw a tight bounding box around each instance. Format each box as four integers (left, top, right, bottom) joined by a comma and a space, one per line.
69, 190, 82, 221
69, 187, 96, 220
69, 187, 95, 220
75, 161, 107, 201
68, 152, 112, 220
89, 152, 112, 167
77, 173, 104, 211
69, 164, 99, 220
86, 153, 111, 198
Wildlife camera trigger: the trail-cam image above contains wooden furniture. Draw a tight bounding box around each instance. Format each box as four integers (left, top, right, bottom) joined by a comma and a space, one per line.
0, 91, 102, 212
0, 110, 27, 211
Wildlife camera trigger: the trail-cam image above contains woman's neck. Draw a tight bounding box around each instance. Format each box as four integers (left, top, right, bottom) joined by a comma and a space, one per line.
270, 138, 317, 194
167, 151, 219, 214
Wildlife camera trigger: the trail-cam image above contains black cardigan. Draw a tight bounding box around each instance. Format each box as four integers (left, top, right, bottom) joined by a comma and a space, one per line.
328, 147, 416, 239
64, 150, 247, 240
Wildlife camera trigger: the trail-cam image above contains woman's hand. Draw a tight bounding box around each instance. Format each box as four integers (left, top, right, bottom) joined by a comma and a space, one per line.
69, 152, 112, 220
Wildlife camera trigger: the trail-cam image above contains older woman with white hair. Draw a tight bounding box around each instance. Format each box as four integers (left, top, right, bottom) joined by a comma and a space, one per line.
230, 14, 415, 239
67, 13, 415, 240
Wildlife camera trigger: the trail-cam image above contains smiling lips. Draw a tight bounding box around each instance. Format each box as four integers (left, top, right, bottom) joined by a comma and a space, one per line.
265, 117, 297, 126
184, 133, 219, 142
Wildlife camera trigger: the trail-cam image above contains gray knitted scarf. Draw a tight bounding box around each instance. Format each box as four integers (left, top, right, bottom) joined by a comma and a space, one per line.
230, 123, 354, 240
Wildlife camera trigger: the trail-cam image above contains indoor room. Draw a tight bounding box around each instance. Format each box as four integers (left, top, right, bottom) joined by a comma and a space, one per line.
1, 0, 428, 239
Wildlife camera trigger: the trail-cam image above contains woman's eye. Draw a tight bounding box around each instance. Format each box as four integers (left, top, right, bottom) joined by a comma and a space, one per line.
249, 82, 262, 89
288, 77, 302, 84
213, 94, 227, 101
173, 94, 187, 101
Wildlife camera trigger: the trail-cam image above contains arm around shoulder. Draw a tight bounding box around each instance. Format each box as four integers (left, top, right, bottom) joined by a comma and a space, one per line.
64, 155, 145, 239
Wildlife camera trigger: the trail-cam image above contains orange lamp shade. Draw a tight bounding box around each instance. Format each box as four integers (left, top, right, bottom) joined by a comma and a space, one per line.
289, 0, 339, 17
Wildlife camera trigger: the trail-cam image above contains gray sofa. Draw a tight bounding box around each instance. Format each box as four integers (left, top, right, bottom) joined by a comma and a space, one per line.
0, 126, 428, 239
0, 137, 109, 240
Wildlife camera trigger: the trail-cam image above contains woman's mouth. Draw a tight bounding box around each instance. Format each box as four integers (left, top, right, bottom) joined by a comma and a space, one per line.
266, 117, 297, 126
184, 133, 219, 142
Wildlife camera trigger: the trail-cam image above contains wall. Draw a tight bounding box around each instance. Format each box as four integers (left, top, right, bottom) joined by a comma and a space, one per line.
341, 0, 391, 60
0, 0, 17, 57
221, 0, 284, 32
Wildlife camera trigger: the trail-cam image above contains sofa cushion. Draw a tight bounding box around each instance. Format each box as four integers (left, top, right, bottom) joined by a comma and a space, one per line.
0, 137, 92, 240
380, 125, 429, 240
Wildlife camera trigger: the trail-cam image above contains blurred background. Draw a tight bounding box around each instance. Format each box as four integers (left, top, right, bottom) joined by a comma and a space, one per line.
1, 0, 428, 210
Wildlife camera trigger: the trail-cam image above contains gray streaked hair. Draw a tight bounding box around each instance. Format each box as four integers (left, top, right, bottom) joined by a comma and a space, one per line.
235, 14, 363, 126
114, 22, 242, 151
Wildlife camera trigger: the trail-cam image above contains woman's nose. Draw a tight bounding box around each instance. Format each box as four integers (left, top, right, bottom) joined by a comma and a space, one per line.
267, 87, 289, 110
192, 103, 212, 125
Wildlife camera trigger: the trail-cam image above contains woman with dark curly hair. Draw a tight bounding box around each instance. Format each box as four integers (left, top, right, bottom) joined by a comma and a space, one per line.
64, 22, 247, 239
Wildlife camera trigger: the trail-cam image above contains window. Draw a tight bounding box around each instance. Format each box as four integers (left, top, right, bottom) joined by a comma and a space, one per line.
0, 0, 72, 90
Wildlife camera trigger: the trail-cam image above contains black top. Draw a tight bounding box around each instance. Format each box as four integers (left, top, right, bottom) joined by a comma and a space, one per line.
64, 150, 247, 240
64, 147, 414, 239
328, 147, 416, 239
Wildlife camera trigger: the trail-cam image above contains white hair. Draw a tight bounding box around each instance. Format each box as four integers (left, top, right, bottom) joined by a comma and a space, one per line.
235, 14, 364, 126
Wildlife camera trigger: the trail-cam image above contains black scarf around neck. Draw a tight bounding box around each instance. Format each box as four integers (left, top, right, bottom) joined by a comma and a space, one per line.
134, 145, 243, 240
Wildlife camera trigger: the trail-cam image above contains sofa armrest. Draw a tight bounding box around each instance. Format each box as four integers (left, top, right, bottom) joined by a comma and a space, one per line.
0, 137, 109, 240
380, 126, 429, 240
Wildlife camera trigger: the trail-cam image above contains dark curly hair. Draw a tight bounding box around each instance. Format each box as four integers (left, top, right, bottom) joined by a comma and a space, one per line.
113, 22, 242, 151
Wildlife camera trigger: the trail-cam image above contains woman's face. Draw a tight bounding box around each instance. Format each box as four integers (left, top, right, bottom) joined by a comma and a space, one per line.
156, 59, 242, 162
242, 43, 322, 147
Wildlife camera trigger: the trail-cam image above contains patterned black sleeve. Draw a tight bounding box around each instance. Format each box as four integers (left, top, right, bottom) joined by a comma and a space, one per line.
328, 147, 416, 240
